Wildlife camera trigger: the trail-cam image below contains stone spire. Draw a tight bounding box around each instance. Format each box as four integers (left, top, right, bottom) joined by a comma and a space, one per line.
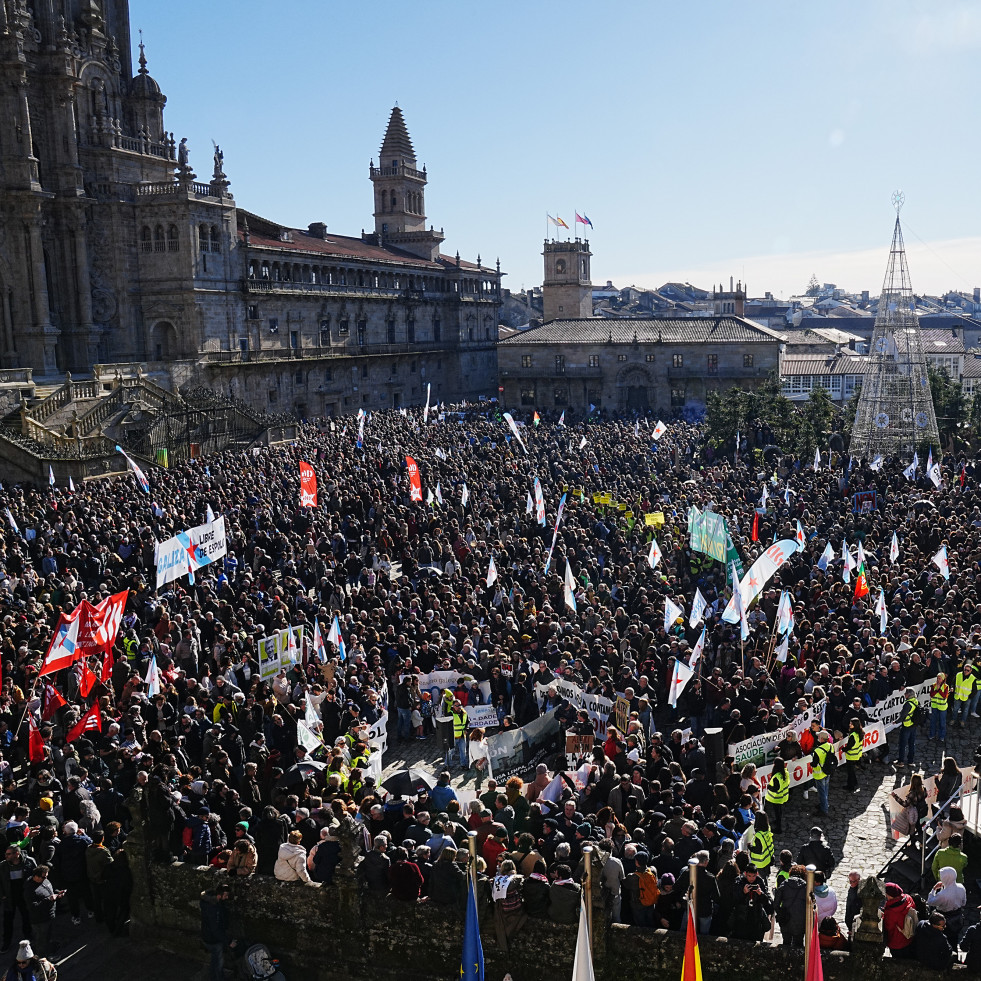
379, 106, 415, 164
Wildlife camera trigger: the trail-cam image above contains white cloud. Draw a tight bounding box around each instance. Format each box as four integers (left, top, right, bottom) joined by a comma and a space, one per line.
614, 236, 981, 301
887, 1, 981, 53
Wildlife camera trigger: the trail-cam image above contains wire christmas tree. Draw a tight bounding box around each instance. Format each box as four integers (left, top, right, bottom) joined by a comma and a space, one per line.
851, 192, 939, 460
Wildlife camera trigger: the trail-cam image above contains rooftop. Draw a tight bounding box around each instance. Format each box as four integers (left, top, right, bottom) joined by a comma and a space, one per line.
499, 316, 785, 346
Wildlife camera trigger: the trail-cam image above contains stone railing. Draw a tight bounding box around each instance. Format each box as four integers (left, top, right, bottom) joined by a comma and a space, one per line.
26, 382, 71, 423
76, 386, 123, 434
0, 368, 32, 386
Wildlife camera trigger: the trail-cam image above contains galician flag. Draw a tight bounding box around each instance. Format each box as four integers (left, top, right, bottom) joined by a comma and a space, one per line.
486, 555, 498, 588
328, 615, 346, 661
652, 420, 667, 440
664, 597, 684, 633
48, 466, 55, 487
776, 591, 793, 634
286, 624, 299, 664
572, 898, 595, 981
817, 541, 834, 571
668, 655, 695, 708
732, 561, 749, 641
775, 633, 790, 663
795, 520, 806, 549
890, 532, 900, 564
813, 447, 821, 470
144, 655, 162, 697
690, 626, 706, 670
842, 541, 854, 584
533, 477, 546, 526
461, 483, 469, 508
557, 410, 565, 427
312, 618, 328, 664
563, 560, 577, 613
689, 588, 707, 628
933, 545, 950, 581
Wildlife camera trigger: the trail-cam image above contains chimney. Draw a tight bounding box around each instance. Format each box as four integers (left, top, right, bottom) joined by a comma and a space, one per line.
862, 290, 869, 304
974, 287, 980, 304
307, 222, 328, 239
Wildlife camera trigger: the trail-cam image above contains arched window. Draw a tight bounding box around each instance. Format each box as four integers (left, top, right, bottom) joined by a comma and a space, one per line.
210, 226, 221, 253
167, 225, 179, 252
153, 225, 165, 252
390, 192, 396, 210
140, 226, 152, 253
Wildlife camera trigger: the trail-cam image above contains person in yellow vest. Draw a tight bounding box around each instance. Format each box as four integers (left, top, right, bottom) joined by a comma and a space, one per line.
952, 664, 976, 727
764, 757, 789, 834
811, 731, 834, 818
844, 719, 864, 794
748, 811, 775, 880
930, 673, 950, 743
896, 688, 918, 768
449, 700, 469, 768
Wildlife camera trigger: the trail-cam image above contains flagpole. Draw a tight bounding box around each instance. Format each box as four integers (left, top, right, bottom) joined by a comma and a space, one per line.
687, 856, 699, 935
583, 844, 594, 950
803, 863, 817, 970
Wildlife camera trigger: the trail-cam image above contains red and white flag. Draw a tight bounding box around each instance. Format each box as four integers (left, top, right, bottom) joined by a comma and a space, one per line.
66, 702, 102, 743
406, 456, 423, 501
299, 461, 318, 507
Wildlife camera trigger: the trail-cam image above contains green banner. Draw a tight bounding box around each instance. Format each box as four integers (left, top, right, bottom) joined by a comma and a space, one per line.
689, 507, 728, 562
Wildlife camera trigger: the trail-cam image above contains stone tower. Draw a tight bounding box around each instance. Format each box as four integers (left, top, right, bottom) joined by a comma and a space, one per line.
369, 107, 444, 261
542, 239, 592, 323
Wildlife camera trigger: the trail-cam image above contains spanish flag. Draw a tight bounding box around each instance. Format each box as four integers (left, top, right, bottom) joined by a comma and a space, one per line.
681, 901, 702, 981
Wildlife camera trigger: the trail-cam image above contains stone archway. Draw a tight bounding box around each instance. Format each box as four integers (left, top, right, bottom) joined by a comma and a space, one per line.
149, 321, 177, 362
616, 364, 653, 411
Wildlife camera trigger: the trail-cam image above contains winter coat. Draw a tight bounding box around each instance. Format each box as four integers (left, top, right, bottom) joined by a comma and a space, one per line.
273, 842, 311, 882
227, 842, 257, 877
775, 876, 808, 937
53, 832, 92, 884
882, 893, 915, 951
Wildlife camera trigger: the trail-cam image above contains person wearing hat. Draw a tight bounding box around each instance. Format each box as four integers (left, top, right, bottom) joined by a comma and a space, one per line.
5, 940, 56, 981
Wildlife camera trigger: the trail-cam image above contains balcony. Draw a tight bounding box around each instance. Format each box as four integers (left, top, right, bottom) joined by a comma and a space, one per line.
500, 365, 603, 379
369, 163, 426, 181
201, 341, 450, 365
243, 279, 447, 300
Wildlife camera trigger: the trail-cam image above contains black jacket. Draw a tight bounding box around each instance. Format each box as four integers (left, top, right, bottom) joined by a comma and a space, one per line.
199, 891, 229, 945
915, 920, 953, 970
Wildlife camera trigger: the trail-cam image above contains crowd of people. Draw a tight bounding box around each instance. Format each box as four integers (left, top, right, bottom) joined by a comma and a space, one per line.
0, 404, 975, 978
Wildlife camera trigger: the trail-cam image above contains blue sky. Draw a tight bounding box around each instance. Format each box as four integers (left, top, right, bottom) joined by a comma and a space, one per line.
132, 0, 981, 298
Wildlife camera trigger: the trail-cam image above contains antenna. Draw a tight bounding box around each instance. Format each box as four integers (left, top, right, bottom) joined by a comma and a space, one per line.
891, 189, 905, 214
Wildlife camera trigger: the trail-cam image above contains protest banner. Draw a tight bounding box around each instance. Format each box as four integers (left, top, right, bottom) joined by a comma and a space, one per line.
468, 704, 499, 729
535, 678, 613, 739
155, 516, 227, 589
258, 625, 306, 680
614, 695, 630, 736
566, 732, 594, 769
887, 766, 974, 839
729, 698, 826, 768
485, 710, 562, 780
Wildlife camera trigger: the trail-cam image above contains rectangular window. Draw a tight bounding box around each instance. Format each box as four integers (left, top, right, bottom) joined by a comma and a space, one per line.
295, 370, 303, 383
707, 354, 718, 374
407, 319, 415, 343
617, 354, 627, 362
325, 368, 332, 383
554, 355, 565, 374
268, 317, 279, 334
387, 320, 396, 344
268, 389, 278, 404
672, 354, 684, 368
338, 318, 349, 336
670, 386, 686, 407
357, 320, 366, 346
433, 318, 441, 342
362, 365, 368, 379
589, 355, 600, 367
553, 387, 568, 406
521, 355, 533, 368
247, 305, 259, 321
646, 354, 655, 363
743, 353, 754, 367
319, 319, 330, 346
520, 388, 536, 406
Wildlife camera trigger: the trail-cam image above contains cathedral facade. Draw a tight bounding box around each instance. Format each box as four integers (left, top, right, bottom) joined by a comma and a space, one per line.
0, 0, 500, 415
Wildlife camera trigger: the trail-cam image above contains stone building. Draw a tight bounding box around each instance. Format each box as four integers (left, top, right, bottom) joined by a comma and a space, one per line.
498, 241, 783, 413
0, 1, 500, 415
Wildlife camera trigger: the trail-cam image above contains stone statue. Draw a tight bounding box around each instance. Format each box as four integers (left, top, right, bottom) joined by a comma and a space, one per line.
177, 137, 188, 169
213, 143, 225, 181
334, 811, 360, 876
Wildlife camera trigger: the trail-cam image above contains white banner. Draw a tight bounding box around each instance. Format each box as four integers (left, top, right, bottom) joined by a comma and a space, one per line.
729, 698, 826, 768
722, 538, 799, 623
154, 516, 227, 589
468, 704, 499, 729
400, 670, 492, 719
535, 678, 613, 738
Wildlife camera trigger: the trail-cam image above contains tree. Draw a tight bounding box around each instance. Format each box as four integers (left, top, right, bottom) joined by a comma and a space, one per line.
796, 383, 835, 456
805, 274, 820, 297
928, 364, 967, 450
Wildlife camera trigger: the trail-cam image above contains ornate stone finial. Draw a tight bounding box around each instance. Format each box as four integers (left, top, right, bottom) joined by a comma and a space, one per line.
496, 257, 500, 273
476, 254, 481, 268
241, 214, 250, 246
455, 251, 460, 267
211, 142, 226, 183
137, 29, 147, 74
854, 876, 885, 945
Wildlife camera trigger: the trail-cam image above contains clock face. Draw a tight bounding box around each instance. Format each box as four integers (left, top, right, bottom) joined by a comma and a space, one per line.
555, 259, 566, 275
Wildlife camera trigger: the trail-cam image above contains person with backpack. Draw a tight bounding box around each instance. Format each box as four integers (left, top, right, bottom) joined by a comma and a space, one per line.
747, 813, 775, 881
764, 758, 789, 834
774, 864, 808, 948
882, 882, 918, 960
895, 689, 920, 768
811, 731, 836, 818
624, 853, 659, 928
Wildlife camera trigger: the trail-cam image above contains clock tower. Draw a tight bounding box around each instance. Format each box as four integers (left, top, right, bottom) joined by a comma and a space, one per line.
542, 239, 592, 323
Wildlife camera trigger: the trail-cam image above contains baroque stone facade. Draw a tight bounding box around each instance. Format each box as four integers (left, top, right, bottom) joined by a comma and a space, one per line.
0, 1, 500, 414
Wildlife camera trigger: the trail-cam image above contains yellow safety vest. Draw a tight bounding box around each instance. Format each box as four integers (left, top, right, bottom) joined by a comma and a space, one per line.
765, 771, 789, 806
954, 674, 975, 702
812, 744, 831, 781
452, 709, 468, 738
845, 731, 863, 762
749, 829, 775, 869
931, 685, 949, 711
903, 697, 918, 727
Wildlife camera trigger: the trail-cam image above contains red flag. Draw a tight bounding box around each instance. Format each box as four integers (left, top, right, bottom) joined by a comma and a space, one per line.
406, 456, 423, 502
681, 901, 703, 981
101, 650, 113, 679
78, 663, 98, 698
805, 913, 825, 981
961, 465, 966, 489
28, 714, 46, 764
854, 569, 869, 599
751, 511, 759, 542
65, 703, 102, 743
299, 460, 318, 508
86, 590, 128, 656
41, 684, 67, 722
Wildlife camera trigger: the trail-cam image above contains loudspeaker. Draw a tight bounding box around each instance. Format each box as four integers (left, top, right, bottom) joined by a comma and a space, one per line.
703, 727, 725, 783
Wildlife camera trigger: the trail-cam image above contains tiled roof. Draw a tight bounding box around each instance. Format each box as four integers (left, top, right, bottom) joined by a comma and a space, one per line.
499, 316, 785, 346
923, 331, 965, 353
238, 221, 489, 273
379, 106, 415, 162
783, 327, 864, 346
781, 353, 868, 376
961, 356, 981, 378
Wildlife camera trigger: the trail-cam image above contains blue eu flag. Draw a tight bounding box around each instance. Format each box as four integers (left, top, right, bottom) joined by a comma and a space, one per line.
461, 875, 484, 981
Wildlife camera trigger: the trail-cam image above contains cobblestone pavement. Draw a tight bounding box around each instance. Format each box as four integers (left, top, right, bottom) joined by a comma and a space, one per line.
381, 716, 981, 923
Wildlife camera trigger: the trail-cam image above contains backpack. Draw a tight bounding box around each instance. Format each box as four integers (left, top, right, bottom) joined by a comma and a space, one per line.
901, 907, 918, 940
820, 746, 838, 772
912, 704, 927, 725
637, 869, 660, 907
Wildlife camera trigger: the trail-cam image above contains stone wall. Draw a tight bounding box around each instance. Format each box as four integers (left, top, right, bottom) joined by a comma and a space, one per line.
127, 848, 963, 981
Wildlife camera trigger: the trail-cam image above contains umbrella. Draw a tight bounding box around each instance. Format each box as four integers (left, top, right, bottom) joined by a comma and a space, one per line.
277, 760, 328, 788
382, 768, 435, 798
